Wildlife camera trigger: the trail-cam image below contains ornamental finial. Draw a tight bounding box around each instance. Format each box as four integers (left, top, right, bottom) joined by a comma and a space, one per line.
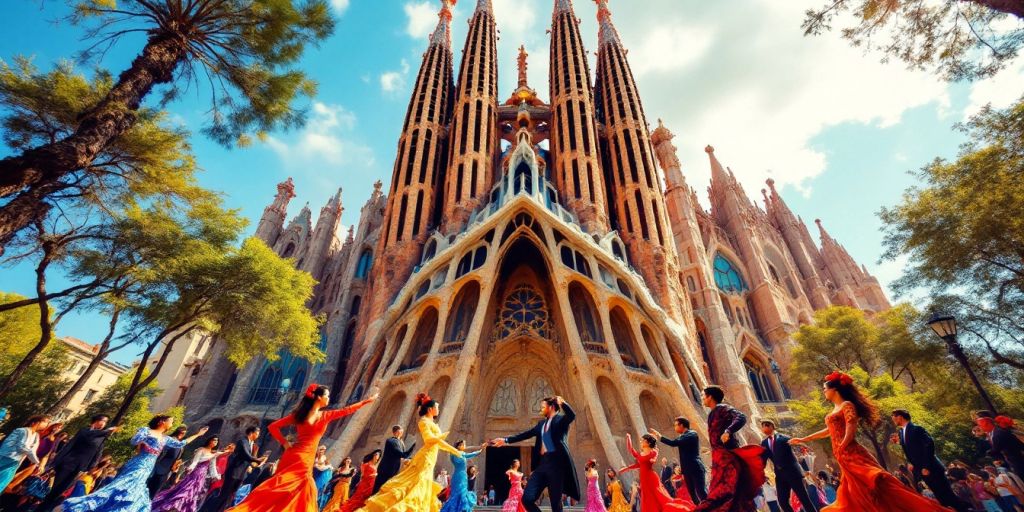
517, 45, 529, 87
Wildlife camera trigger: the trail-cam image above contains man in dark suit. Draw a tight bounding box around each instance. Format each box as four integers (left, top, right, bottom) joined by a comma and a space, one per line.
37, 414, 119, 512
202, 426, 267, 512
147, 426, 188, 497
760, 420, 817, 512
976, 411, 1024, 477
493, 395, 580, 512
650, 416, 708, 503
890, 410, 967, 511
374, 425, 416, 493
659, 457, 675, 497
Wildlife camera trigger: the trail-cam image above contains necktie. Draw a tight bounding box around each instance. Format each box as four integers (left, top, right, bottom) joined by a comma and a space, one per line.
541, 419, 550, 455
769, 436, 774, 452
899, 428, 905, 444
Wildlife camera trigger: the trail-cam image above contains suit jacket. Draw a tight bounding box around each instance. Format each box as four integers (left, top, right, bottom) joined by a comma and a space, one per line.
506, 401, 581, 501
376, 436, 416, 484
898, 423, 944, 475
660, 465, 673, 483
760, 434, 804, 478
706, 403, 746, 450
991, 427, 1024, 470
225, 438, 261, 481
152, 441, 185, 476
660, 431, 705, 472
50, 427, 114, 473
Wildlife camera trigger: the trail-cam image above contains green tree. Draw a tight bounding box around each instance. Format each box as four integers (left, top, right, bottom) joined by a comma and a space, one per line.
0, 0, 335, 248
0, 60, 213, 400
879, 97, 1024, 371
65, 369, 185, 464
803, 0, 1024, 80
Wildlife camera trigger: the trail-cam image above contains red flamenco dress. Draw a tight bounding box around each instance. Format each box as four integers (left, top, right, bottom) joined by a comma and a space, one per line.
228, 400, 371, 512
340, 462, 377, 512
822, 403, 951, 511
620, 435, 695, 512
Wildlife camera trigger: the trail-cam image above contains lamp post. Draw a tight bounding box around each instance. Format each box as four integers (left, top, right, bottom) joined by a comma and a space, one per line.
926, 312, 999, 414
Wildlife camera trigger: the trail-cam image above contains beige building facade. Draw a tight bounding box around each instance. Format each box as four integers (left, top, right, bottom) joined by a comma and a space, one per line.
57, 337, 129, 421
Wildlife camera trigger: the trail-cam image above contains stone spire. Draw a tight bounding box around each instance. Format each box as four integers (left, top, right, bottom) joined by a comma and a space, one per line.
550, 0, 610, 234
594, 0, 622, 47
816, 218, 863, 286
429, 0, 455, 48
371, 0, 456, 325
255, 177, 296, 245
441, 0, 499, 234
594, 0, 683, 318
305, 189, 344, 277
762, 179, 831, 308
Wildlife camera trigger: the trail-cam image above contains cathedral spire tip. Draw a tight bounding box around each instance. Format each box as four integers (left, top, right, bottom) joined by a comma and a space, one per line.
429, 0, 455, 48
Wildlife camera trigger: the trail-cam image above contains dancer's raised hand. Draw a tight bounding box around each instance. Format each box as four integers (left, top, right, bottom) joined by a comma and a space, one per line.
720, 431, 730, 444
648, 428, 661, 438
492, 438, 507, 447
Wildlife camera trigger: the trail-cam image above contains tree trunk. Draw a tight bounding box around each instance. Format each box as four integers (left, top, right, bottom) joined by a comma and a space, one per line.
0, 247, 55, 401
0, 35, 185, 245
866, 429, 890, 470
975, 0, 1024, 18
46, 309, 121, 416
111, 325, 195, 425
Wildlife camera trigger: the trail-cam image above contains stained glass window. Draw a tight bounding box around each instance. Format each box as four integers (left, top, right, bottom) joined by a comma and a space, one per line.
713, 253, 748, 293
495, 284, 551, 341
488, 378, 519, 416
528, 378, 554, 411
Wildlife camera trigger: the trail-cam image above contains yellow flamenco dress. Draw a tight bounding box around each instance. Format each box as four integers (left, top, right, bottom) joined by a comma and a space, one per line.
607, 480, 631, 512
356, 417, 462, 512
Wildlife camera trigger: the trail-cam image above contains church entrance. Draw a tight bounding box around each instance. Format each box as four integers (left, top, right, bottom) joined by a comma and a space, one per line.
485, 446, 524, 504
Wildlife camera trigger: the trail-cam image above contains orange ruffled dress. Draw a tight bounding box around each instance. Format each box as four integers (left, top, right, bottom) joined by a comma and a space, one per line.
823, 402, 951, 511
228, 402, 369, 512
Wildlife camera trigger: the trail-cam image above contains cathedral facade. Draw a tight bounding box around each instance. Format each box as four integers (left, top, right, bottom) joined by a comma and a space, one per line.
183, 0, 889, 497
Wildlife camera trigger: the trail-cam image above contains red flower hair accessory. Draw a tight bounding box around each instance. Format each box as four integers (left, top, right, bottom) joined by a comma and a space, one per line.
305, 383, 320, 399
996, 415, 1016, 429
415, 392, 432, 406
824, 371, 853, 386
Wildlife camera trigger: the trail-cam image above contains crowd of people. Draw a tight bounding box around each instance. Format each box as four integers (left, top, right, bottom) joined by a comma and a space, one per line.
0, 371, 1020, 511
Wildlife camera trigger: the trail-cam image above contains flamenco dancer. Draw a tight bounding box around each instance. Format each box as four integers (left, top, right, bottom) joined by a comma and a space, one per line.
227, 384, 378, 512
356, 392, 467, 511
322, 457, 355, 512
339, 450, 381, 512
58, 416, 208, 512
439, 440, 482, 512
605, 469, 631, 512
151, 436, 234, 512
582, 459, 607, 512
692, 386, 765, 512
790, 372, 951, 511
493, 396, 580, 512
619, 433, 694, 511
502, 460, 526, 512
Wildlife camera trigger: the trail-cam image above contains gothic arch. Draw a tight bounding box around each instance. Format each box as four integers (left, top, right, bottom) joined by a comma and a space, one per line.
382, 324, 408, 376
742, 352, 779, 403
568, 281, 605, 352
694, 318, 716, 382
400, 307, 439, 371
609, 306, 646, 370
359, 390, 407, 449
639, 391, 670, 432
443, 280, 481, 347
429, 376, 451, 408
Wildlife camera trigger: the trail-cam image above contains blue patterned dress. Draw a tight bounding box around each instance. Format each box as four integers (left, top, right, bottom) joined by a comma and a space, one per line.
439, 450, 480, 512
62, 427, 188, 512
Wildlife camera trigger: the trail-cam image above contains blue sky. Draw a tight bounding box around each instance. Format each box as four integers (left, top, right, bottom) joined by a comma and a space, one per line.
1, 0, 1022, 365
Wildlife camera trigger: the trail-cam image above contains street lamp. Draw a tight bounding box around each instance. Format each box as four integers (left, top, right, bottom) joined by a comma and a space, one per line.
926, 312, 999, 414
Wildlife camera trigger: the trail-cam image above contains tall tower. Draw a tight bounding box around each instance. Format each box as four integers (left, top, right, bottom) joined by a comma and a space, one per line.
763, 179, 831, 309
441, 0, 499, 234
549, 0, 610, 234
254, 177, 296, 246
593, 0, 684, 318
370, 0, 456, 315
300, 188, 343, 278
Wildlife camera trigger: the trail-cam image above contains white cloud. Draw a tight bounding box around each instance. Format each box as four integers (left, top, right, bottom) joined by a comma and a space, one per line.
330, 0, 350, 15
572, 1, 951, 199
404, 1, 437, 39
265, 102, 373, 180
379, 59, 411, 94
963, 58, 1024, 120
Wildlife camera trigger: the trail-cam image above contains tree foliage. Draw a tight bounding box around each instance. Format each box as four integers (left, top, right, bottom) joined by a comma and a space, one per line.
803, 0, 1024, 81
879, 96, 1024, 371
0, 0, 334, 249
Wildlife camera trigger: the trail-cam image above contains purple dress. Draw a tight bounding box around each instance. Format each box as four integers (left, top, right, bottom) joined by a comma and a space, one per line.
585, 473, 608, 512
151, 451, 220, 512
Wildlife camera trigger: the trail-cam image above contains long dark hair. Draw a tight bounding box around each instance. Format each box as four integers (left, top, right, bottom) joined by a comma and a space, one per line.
363, 449, 382, 463
415, 393, 437, 417
824, 375, 880, 427
204, 436, 219, 449
292, 385, 329, 423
